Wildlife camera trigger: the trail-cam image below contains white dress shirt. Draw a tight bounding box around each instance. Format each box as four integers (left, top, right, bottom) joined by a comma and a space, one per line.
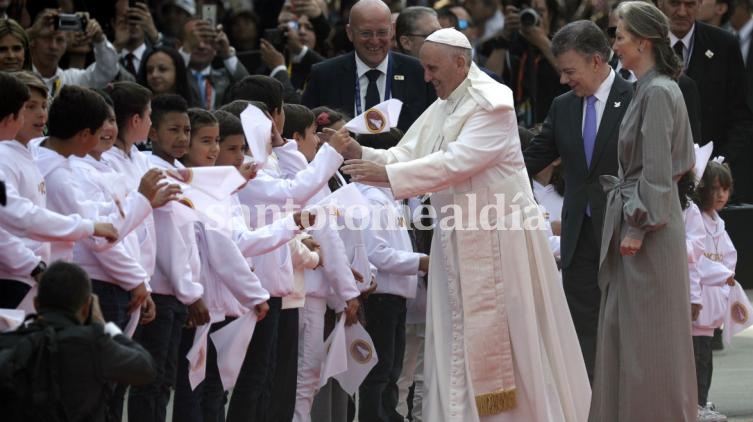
354, 53, 390, 116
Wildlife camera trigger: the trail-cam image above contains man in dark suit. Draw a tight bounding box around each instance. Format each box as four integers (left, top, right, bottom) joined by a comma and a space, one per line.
659, 0, 753, 203
301, 0, 435, 140
524, 20, 633, 382
116, 2, 162, 78
181, 19, 250, 110
728, 0, 753, 110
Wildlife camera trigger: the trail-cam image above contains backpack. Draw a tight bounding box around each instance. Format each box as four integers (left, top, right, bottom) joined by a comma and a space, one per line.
0, 315, 69, 421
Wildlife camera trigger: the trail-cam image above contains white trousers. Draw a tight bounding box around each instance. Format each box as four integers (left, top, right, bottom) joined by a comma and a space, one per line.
293, 296, 327, 422
397, 322, 425, 421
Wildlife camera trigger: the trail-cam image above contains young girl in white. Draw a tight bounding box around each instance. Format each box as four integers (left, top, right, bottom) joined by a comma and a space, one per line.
693, 160, 737, 422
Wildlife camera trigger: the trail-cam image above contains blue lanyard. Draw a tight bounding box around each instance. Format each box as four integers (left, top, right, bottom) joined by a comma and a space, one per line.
354, 54, 393, 115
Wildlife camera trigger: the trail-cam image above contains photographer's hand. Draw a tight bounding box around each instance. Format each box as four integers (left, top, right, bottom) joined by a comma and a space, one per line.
87, 18, 105, 44
214, 24, 234, 59
27, 8, 57, 39
260, 38, 285, 69
128, 2, 159, 44
284, 24, 304, 55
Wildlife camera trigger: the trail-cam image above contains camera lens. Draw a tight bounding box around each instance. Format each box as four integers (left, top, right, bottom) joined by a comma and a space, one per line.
520, 8, 540, 27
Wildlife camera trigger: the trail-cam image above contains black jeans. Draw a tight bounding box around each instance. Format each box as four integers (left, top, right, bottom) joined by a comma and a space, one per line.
173, 318, 233, 422
0, 279, 30, 308
128, 294, 188, 422
267, 307, 299, 422
91, 279, 131, 422
226, 297, 282, 422
359, 294, 407, 422
693, 335, 713, 406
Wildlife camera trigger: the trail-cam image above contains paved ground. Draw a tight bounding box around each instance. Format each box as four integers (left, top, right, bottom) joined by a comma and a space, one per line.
133, 292, 753, 422
709, 290, 753, 422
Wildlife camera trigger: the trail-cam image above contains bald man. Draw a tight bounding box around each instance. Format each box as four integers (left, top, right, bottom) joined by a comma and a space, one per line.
336, 28, 590, 422
301, 0, 435, 139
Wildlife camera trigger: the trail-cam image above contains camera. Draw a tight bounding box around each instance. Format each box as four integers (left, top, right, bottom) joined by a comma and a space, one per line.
55, 13, 88, 32
287, 20, 299, 31
520, 8, 540, 27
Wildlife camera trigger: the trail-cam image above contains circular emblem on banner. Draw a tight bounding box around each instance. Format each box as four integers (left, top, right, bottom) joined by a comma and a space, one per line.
350, 339, 373, 364
364, 108, 387, 133
731, 301, 749, 324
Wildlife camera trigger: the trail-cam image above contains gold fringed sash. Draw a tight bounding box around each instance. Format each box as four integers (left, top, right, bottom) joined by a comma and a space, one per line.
476, 388, 517, 416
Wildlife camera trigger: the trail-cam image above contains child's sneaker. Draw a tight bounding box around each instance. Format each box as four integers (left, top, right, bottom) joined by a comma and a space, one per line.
698, 403, 728, 422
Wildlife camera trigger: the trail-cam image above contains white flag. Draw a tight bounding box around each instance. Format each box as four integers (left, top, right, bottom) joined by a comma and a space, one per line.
723, 281, 753, 345
210, 311, 257, 390
240, 104, 272, 166
344, 99, 402, 134
124, 309, 140, 338
186, 312, 225, 390
0, 309, 25, 332
333, 321, 378, 394
319, 314, 348, 388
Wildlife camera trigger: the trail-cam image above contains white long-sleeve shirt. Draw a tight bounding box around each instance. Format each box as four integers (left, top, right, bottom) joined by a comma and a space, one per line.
683, 203, 705, 305
0, 141, 94, 284
0, 224, 41, 279
195, 222, 269, 317
70, 155, 151, 291
284, 234, 320, 309
102, 145, 157, 277
236, 143, 343, 297
356, 184, 422, 298
148, 155, 203, 304
33, 39, 119, 94
34, 144, 147, 261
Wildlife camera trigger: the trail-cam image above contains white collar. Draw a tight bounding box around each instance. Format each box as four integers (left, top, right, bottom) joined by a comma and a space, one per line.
32, 63, 63, 82
122, 42, 147, 58
191, 65, 212, 77
591, 68, 615, 104
669, 24, 695, 49
738, 17, 753, 42
354, 53, 389, 78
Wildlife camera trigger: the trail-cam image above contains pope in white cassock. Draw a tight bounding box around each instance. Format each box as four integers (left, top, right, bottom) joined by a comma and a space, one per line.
336, 28, 591, 421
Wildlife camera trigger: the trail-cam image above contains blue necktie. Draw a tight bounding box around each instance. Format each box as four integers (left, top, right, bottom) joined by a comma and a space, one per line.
584, 95, 597, 216
194, 71, 205, 107
583, 95, 597, 168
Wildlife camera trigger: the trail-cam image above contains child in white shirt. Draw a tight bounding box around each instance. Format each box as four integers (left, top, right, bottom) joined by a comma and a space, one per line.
692, 161, 737, 421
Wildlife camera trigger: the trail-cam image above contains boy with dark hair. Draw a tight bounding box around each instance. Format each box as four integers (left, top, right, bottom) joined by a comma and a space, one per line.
0, 74, 117, 309
218, 99, 251, 118
36, 85, 157, 263
46, 85, 110, 142
128, 93, 208, 422
12, 71, 48, 145
105, 81, 153, 134
0, 71, 30, 120
226, 75, 285, 130
282, 104, 319, 163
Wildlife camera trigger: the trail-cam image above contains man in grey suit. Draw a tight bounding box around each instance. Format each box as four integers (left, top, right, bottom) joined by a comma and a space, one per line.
524, 20, 633, 382
180, 19, 249, 109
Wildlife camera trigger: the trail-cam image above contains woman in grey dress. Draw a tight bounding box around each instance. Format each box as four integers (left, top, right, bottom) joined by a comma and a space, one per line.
589, 2, 697, 421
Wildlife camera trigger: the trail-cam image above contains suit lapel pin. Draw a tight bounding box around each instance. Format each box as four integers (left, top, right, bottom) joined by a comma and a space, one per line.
614, 101, 621, 108
705, 49, 714, 59
394, 74, 405, 80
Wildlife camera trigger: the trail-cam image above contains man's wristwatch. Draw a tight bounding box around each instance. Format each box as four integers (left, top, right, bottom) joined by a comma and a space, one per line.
31, 261, 47, 279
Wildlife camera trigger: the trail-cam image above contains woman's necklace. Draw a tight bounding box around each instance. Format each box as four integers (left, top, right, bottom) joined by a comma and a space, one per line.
704, 213, 723, 262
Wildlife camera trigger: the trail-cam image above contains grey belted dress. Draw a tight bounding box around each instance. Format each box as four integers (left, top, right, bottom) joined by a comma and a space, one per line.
589, 68, 698, 422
